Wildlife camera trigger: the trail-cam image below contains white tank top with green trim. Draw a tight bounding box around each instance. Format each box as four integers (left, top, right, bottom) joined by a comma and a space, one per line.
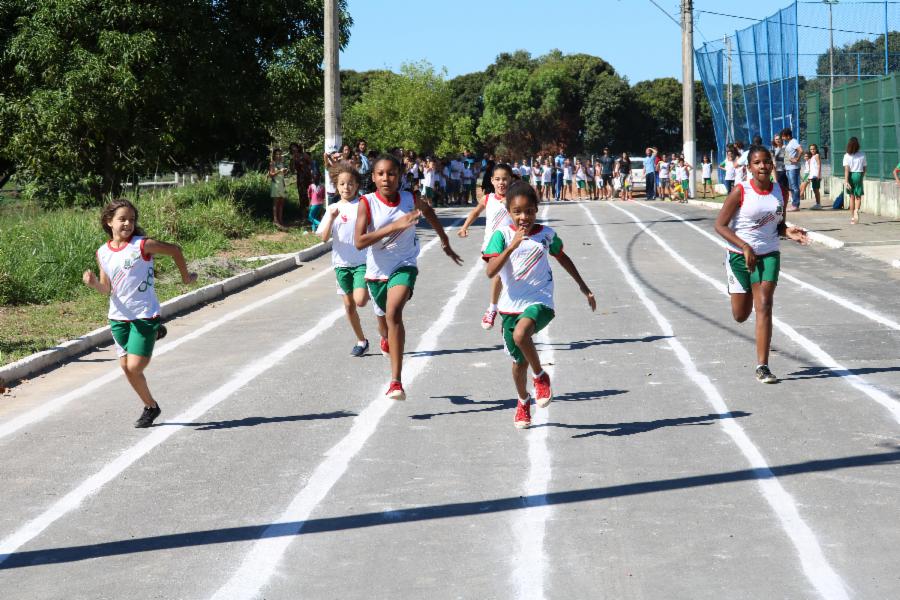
96, 236, 161, 321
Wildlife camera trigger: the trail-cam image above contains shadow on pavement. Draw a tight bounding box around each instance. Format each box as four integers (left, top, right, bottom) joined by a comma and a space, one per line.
3, 446, 897, 569
784, 365, 900, 383
541, 335, 670, 351
539, 410, 750, 438
406, 345, 503, 358
160, 410, 356, 431
410, 389, 626, 420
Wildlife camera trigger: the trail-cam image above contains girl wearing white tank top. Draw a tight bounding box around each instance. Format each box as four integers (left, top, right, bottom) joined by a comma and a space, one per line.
715, 146, 808, 384
83, 199, 197, 428
355, 155, 463, 401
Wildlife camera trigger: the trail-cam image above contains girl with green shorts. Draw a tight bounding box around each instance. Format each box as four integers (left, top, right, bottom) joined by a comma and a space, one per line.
842, 137, 867, 224
318, 162, 371, 357
83, 199, 197, 428
715, 145, 808, 384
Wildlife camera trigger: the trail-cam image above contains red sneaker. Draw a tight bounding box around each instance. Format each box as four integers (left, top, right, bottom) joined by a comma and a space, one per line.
514, 398, 531, 429
386, 380, 406, 401
481, 308, 498, 330
533, 372, 552, 407
380, 336, 390, 356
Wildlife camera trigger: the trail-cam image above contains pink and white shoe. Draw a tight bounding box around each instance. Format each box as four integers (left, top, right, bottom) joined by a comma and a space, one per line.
386, 380, 406, 401
380, 336, 390, 356
514, 398, 532, 429
533, 372, 553, 408
481, 308, 498, 330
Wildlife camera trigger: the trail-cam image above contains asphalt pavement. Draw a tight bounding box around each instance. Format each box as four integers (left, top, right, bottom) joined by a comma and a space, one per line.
0, 200, 897, 600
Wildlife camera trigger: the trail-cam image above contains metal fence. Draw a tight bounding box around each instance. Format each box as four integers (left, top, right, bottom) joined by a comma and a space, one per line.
695, 1, 900, 179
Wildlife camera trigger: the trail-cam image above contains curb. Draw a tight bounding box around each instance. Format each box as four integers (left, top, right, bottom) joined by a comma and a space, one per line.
0, 241, 331, 388
685, 199, 846, 250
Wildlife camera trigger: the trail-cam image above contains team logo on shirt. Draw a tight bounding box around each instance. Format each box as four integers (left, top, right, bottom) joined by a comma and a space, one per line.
513, 245, 544, 281
490, 208, 509, 231
381, 229, 402, 250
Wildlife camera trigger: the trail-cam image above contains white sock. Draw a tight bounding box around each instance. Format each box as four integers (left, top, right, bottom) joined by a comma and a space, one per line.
356, 340, 367, 347
488, 303, 498, 312
518, 396, 529, 405
534, 370, 545, 379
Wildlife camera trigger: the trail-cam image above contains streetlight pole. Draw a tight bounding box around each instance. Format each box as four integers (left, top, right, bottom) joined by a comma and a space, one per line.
324, 0, 342, 206
682, 0, 696, 198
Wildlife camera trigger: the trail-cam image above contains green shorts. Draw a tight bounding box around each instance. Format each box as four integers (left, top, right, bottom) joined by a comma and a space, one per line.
726, 251, 780, 294
576, 180, 586, 189
335, 264, 367, 296
811, 177, 820, 191
703, 178, 712, 185
423, 186, 434, 199
500, 304, 555, 364
367, 266, 418, 313
847, 172, 864, 196
110, 318, 161, 357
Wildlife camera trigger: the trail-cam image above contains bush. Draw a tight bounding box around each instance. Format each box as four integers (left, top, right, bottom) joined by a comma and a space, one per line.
0, 174, 269, 305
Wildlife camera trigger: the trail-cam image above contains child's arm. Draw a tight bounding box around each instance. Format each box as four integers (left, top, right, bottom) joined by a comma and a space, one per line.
354, 199, 419, 250
83, 256, 111, 295
485, 226, 525, 278
416, 195, 463, 265
715, 187, 758, 271
457, 201, 486, 238
317, 205, 339, 242
143, 239, 198, 284
554, 252, 596, 311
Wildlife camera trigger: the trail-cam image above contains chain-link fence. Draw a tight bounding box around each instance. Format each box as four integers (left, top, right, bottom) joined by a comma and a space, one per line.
696, 1, 900, 178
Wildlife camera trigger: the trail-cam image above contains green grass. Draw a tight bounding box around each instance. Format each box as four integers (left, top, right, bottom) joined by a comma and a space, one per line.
0, 174, 319, 368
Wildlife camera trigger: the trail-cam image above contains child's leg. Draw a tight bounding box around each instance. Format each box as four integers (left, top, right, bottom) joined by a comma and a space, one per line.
342, 294, 365, 341
511, 318, 542, 376
353, 286, 369, 308
385, 285, 411, 381
512, 361, 529, 399
489, 275, 502, 307
120, 354, 156, 408
751, 282, 776, 366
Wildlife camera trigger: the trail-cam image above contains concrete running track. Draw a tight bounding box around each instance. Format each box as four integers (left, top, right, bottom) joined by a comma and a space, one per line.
0, 201, 898, 599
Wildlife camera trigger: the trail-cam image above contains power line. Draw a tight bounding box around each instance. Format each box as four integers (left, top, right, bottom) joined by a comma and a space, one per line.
645, 0, 681, 27
696, 9, 881, 37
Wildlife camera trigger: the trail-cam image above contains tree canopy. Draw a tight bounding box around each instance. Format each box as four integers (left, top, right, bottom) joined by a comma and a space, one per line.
0, 0, 350, 205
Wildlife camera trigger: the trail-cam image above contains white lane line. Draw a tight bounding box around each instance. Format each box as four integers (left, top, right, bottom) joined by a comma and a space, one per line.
512, 205, 554, 600
0, 221, 465, 443
210, 259, 485, 600
0, 224, 463, 564
637, 202, 900, 332
0, 267, 329, 442
0, 307, 346, 566
581, 204, 850, 600
610, 202, 900, 425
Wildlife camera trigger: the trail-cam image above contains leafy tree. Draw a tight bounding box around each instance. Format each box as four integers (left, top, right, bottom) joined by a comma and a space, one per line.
0, 0, 350, 205
344, 61, 452, 154
436, 114, 477, 157
581, 72, 633, 152
447, 71, 488, 123
477, 67, 536, 157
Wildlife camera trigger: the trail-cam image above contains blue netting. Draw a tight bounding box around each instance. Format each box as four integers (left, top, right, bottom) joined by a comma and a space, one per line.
695, 1, 900, 168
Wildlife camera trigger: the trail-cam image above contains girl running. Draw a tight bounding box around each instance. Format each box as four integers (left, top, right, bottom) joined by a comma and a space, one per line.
482, 181, 596, 429
715, 145, 808, 384
82, 199, 197, 428
317, 162, 371, 356
458, 163, 514, 331
355, 155, 463, 401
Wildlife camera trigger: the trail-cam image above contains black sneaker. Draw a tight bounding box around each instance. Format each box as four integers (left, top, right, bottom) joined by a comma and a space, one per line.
156, 324, 168, 340
134, 404, 161, 428
350, 339, 369, 357
755, 365, 778, 384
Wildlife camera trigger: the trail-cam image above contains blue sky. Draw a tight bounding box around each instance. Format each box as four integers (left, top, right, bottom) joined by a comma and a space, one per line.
340, 0, 796, 83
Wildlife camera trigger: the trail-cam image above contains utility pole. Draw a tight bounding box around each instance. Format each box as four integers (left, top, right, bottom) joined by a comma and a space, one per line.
324, 0, 342, 204
682, 0, 696, 198
825, 0, 837, 176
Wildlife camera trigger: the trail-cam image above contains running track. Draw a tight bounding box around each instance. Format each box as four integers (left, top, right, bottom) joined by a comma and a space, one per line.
1, 201, 898, 599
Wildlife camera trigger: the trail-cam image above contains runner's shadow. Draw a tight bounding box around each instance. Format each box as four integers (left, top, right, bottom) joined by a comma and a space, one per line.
783, 366, 900, 381
161, 411, 356, 430
411, 389, 627, 420
406, 345, 503, 358
539, 411, 750, 438
542, 335, 670, 350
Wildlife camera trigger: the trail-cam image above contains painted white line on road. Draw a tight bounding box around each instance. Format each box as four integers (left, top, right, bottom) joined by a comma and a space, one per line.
0, 307, 346, 566
210, 258, 484, 600
637, 202, 900, 332
512, 205, 554, 600
611, 202, 900, 425
582, 204, 850, 600
0, 223, 464, 565
0, 221, 465, 443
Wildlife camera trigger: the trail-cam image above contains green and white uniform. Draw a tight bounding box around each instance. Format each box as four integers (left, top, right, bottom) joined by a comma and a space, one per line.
483, 225, 563, 363
319, 199, 368, 295
360, 190, 420, 314
96, 236, 162, 357
481, 192, 512, 252
725, 180, 784, 294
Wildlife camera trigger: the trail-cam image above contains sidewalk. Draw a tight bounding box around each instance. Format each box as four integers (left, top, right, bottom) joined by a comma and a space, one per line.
686, 199, 900, 268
